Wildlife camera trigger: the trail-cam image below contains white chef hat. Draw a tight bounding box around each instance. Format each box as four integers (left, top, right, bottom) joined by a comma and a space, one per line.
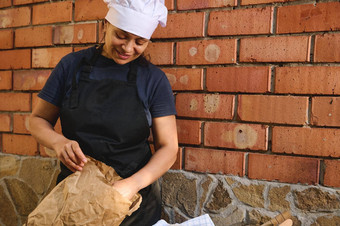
103, 0, 168, 40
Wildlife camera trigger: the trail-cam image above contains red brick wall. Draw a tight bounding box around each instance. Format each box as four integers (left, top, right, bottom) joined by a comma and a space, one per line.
0, 0, 339, 188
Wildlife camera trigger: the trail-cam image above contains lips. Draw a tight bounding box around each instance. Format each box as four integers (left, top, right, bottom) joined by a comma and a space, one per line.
116, 49, 131, 60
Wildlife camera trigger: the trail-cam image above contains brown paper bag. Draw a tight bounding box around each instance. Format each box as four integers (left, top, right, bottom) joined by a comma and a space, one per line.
25, 156, 142, 226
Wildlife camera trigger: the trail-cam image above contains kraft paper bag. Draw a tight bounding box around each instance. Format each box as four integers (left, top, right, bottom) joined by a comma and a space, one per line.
25, 156, 142, 226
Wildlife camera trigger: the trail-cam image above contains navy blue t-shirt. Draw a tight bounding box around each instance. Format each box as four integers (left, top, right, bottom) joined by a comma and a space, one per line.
38, 46, 176, 126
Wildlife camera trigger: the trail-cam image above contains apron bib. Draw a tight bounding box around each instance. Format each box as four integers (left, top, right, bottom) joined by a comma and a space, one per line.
59, 46, 161, 225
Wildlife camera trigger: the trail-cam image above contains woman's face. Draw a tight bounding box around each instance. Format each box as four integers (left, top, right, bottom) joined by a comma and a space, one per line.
103, 23, 149, 65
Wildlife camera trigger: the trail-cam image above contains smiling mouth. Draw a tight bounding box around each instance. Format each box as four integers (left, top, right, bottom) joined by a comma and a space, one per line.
116, 49, 131, 60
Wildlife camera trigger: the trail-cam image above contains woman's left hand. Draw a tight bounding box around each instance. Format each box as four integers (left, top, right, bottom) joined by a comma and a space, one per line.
112, 178, 140, 200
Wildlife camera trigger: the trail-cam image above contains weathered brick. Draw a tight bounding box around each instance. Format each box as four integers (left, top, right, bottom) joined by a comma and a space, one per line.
162, 68, 203, 91
0, 71, 12, 90
238, 95, 308, 125
207, 66, 270, 93
176, 93, 234, 119
171, 147, 182, 170
13, 70, 50, 91
185, 147, 245, 176
32, 1, 72, 25
324, 160, 340, 188
54, 23, 97, 44
0, 29, 13, 49
204, 122, 268, 151
240, 36, 311, 62
275, 66, 340, 95
13, 0, 47, 5
176, 119, 202, 145
32, 47, 72, 68
177, 39, 237, 65
0, 0, 11, 8
177, 0, 236, 10
0, 93, 30, 111
0, 114, 11, 132
314, 33, 340, 63
13, 113, 30, 134
0, 7, 30, 28
165, 0, 174, 10
75, 0, 107, 21
144, 42, 174, 65
153, 12, 205, 39
272, 126, 340, 157
15, 26, 53, 47
73, 46, 91, 53
0, 49, 31, 69
248, 153, 319, 185
311, 97, 340, 127
209, 7, 273, 36
277, 2, 340, 34
241, 0, 298, 5
31, 93, 39, 109
2, 134, 38, 156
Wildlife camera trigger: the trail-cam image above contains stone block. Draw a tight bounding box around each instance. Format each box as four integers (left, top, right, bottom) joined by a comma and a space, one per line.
0, 184, 18, 226
205, 180, 231, 212
268, 186, 291, 211
210, 207, 245, 226
0, 154, 20, 178
199, 176, 213, 212
232, 183, 265, 208
312, 215, 340, 226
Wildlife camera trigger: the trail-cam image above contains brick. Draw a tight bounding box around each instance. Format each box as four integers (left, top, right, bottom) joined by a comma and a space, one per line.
0, 114, 11, 132
165, 0, 174, 10
32, 47, 73, 68
171, 147, 182, 170
33, 1, 72, 25
205, 122, 268, 151
241, 0, 298, 5
73, 46, 91, 52
32, 92, 39, 109
0, 49, 31, 69
0, 7, 30, 28
75, 0, 107, 21
0, 71, 12, 90
209, 7, 273, 36
176, 93, 234, 119
314, 33, 340, 63
162, 68, 203, 91
185, 147, 245, 176
240, 36, 311, 62
324, 160, 340, 188
0, 0, 11, 8
54, 23, 97, 44
177, 0, 236, 10
13, 70, 50, 91
207, 66, 271, 93
144, 42, 174, 65
2, 134, 38, 156
238, 95, 308, 125
311, 97, 340, 127
153, 12, 205, 39
177, 39, 237, 65
0, 29, 13, 49
13, 113, 30, 134
275, 66, 340, 95
14, 0, 47, 5
0, 93, 30, 111
15, 26, 53, 47
272, 126, 340, 158
277, 2, 340, 34
248, 153, 319, 185
176, 119, 202, 145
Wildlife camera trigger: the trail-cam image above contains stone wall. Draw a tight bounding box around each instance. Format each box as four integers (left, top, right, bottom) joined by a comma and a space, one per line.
1, 152, 340, 226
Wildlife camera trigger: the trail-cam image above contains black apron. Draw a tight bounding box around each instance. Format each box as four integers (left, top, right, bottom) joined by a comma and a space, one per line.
58, 46, 161, 225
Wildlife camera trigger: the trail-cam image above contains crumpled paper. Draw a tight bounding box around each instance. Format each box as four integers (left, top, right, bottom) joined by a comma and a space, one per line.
24, 156, 142, 226
153, 214, 215, 226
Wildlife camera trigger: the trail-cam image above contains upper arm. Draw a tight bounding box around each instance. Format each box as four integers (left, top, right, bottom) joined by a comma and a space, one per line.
31, 98, 60, 126
151, 115, 178, 151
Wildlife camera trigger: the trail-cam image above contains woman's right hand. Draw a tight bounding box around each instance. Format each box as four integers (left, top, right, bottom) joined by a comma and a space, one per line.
54, 138, 88, 172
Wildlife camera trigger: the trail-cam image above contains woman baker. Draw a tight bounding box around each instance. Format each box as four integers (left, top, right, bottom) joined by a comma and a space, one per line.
28, 0, 178, 225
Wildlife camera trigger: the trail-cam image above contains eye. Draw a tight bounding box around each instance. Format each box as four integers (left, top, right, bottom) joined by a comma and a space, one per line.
115, 32, 126, 39
136, 39, 147, 46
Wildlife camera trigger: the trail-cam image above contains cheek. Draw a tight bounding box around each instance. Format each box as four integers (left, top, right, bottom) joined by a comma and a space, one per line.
135, 45, 148, 55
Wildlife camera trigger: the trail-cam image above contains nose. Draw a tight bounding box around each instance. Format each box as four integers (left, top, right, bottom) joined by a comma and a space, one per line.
122, 40, 134, 53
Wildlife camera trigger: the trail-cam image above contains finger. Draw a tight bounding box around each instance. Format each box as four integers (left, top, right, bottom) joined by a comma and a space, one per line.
59, 155, 76, 172
71, 142, 87, 164
62, 149, 83, 171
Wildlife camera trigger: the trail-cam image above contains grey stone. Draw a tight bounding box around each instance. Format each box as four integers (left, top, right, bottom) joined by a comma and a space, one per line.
294, 187, 340, 211
233, 183, 265, 208
19, 157, 58, 195
268, 186, 290, 211
162, 172, 197, 217
0, 154, 20, 178
0, 184, 18, 226
4, 178, 39, 216
205, 180, 231, 212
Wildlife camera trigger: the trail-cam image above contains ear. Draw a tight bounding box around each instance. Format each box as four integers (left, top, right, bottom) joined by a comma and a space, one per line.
102, 20, 108, 33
